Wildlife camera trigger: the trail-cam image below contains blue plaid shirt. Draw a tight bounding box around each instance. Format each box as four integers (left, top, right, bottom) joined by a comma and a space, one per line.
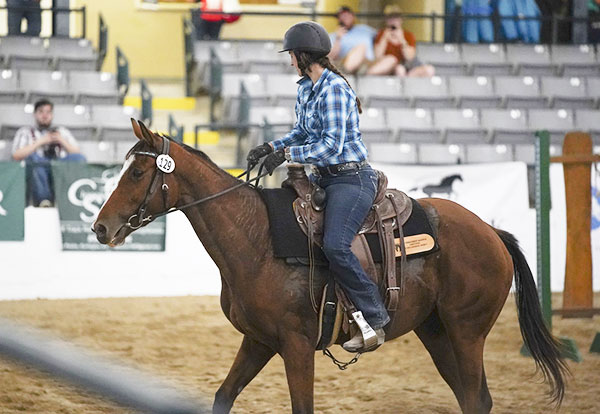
271, 68, 368, 167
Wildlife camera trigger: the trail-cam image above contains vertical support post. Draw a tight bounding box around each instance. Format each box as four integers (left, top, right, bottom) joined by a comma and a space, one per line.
556, 132, 598, 317
535, 130, 552, 329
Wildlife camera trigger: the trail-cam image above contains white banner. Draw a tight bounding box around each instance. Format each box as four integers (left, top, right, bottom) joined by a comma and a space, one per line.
372, 161, 600, 292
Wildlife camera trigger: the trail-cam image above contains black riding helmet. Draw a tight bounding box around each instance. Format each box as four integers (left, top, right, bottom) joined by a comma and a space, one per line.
280, 21, 331, 56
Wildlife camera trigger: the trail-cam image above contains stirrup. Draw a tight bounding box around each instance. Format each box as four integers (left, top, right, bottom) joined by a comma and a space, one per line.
344, 311, 384, 353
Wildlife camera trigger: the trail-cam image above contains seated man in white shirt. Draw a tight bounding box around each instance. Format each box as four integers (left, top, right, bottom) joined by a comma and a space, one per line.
12, 99, 86, 207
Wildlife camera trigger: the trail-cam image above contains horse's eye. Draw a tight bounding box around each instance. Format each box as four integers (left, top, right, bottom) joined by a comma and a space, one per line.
132, 168, 144, 179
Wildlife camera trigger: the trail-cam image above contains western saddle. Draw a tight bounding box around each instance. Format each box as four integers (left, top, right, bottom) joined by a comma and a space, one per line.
281, 164, 413, 348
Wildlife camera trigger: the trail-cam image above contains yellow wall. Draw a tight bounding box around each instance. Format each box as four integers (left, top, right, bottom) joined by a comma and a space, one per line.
72, 0, 191, 80
396, 0, 445, 42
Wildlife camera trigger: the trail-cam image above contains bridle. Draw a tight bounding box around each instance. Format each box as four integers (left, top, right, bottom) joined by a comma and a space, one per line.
125, 135, 270, 230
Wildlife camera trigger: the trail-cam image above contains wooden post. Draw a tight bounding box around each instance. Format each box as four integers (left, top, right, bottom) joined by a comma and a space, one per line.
550, 132, 600, 318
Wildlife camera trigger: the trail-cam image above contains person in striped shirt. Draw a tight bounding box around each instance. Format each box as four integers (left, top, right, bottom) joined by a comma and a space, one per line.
246, 21, 389, 353
12, 99, 85, 207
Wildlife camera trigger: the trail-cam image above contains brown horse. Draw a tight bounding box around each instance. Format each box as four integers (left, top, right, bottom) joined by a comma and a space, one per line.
93, 120, 568, 414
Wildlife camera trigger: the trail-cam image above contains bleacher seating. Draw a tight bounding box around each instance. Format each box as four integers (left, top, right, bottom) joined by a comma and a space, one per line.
186, 37, 600, 165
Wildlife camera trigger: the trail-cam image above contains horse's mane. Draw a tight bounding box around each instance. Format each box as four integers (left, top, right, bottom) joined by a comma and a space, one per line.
126, 134, 225, 175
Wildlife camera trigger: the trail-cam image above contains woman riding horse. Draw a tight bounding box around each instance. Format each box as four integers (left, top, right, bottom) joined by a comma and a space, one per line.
246, 21, 388, 352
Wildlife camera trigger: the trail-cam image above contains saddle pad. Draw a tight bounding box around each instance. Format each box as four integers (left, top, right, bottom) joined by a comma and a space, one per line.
260, 188, 328, 263
261, 189, 437, 264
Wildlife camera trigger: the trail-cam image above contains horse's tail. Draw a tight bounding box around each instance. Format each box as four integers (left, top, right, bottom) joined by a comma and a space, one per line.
495, 229, 569, 406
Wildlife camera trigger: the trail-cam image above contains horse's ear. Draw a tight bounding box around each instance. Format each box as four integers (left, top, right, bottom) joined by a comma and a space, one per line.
137, 120, 161, 149
131, 118, 143, 140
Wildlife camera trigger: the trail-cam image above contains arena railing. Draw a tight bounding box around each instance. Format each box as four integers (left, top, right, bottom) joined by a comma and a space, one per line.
0, 317, 211, 414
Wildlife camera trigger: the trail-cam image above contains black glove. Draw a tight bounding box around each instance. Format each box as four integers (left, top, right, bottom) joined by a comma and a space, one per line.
263, 150, 286, 175
246, 143, 273, 169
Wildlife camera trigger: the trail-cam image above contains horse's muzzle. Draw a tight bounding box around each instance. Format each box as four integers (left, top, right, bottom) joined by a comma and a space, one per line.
92, 222, 109, 244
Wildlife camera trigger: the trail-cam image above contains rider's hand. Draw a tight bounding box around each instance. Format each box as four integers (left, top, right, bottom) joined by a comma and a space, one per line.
263, 150, 286, 175
246, 143, 273, 169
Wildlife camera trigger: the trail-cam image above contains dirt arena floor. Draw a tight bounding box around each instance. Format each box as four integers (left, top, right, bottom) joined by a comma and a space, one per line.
0, 293, 599, 414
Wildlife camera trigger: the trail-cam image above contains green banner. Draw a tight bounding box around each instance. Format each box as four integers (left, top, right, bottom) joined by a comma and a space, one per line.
52, 163, 166, 251
0, 162, 26, 241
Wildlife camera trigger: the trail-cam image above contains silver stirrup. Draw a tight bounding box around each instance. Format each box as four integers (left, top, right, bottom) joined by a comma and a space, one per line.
351, 311, 378, 351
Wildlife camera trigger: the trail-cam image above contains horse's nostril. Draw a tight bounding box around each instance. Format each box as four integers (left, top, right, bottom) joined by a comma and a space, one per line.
95, 223, 107, 238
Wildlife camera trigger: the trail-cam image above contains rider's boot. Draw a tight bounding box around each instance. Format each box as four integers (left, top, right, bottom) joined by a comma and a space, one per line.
342, 327, 385, 352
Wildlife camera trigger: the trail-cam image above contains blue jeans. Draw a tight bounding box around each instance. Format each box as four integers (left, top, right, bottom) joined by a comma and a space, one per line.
319, 166, 390, 330
7, 0, 41, 36
26, 152, 86, 206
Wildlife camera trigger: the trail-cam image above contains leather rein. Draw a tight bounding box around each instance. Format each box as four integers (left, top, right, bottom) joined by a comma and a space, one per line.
125, 135, 269, 230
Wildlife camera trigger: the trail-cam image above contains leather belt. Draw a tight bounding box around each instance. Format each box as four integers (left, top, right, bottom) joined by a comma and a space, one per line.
317, 160, 368, 176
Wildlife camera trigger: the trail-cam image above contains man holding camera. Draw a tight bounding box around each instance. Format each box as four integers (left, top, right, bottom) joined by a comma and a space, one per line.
12, 99, 85, 207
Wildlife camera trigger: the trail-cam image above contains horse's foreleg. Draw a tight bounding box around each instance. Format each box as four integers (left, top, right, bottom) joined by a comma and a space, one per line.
280, 331, 315, 414
213, 335, 275, 414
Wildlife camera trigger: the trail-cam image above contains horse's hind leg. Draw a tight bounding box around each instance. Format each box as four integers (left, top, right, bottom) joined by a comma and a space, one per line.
445, 329, 491, 414
213, 335, 275, 414
414, 311, 464, 409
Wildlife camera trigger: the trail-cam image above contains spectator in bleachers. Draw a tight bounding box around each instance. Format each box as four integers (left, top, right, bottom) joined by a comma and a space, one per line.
191, 0, 241, 40
11, 99, 86, 207
368, 5, 435, 77
7, 0, 41, 36
328, 5, 377, 74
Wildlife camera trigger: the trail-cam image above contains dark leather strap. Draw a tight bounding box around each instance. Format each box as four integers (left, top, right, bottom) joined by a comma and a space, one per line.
388, 192, 407, 298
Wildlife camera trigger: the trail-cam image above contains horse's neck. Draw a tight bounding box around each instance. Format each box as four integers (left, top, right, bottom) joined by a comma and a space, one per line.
178, 158, 271, 284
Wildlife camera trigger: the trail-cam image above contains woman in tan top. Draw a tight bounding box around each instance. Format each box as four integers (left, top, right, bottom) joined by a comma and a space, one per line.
367, 5, 435, 77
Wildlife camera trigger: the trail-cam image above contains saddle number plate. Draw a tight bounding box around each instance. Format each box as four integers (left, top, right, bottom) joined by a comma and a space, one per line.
395, 234, 435, 257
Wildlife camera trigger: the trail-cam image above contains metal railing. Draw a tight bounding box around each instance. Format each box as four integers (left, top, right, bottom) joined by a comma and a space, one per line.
0, 318, 210, 414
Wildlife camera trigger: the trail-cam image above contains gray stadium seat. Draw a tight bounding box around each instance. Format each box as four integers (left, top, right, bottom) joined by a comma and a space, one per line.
265, 74, 299, 108
480, 108, 530, 143
434, 108, 488, 143
386, 108, 440, 143
0, 138, 12, 161
0, 69, 25, 103
514, 144, 536, 164
52, 105, 95, 141
0, 103, 34, 141
357, 76, 409, 108
211, 42, 243, 72
527, 109, 574, 144
461, 44, 512, 76
416, 43, 467, 75
247, 106, 293, 146
47, 38, 97, 71
465, 144, 514, 163
222, 74, 269, 124
494, 76, 548, 109
574, 109, 600, 143
449, 76, 501, 108
418, 143, 465, 164
368, 142, 418, 164
540, 76, 595, 109
79, 140, 117, 164
0, 36, 51, 70
403, 76, 455, 108
359, 108, 393, 144
91, 105, 139, 141
69, 71, 121, 105
506, 44, 556, 76
551, 44, 599, 76
238, 41, 288, 74
587, 77, 600, 107
20, 69, 75, 104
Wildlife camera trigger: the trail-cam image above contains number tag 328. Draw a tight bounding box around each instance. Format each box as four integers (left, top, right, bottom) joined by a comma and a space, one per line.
156, 154, 175, 173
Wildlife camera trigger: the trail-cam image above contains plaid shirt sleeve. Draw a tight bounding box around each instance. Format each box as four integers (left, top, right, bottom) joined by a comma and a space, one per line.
11, 127, 34, 155
288, 84, 350, 164
271, 100, 307, 151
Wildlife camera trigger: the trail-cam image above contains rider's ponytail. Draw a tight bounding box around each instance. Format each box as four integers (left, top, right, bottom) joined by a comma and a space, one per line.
294, 51, 363, 114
